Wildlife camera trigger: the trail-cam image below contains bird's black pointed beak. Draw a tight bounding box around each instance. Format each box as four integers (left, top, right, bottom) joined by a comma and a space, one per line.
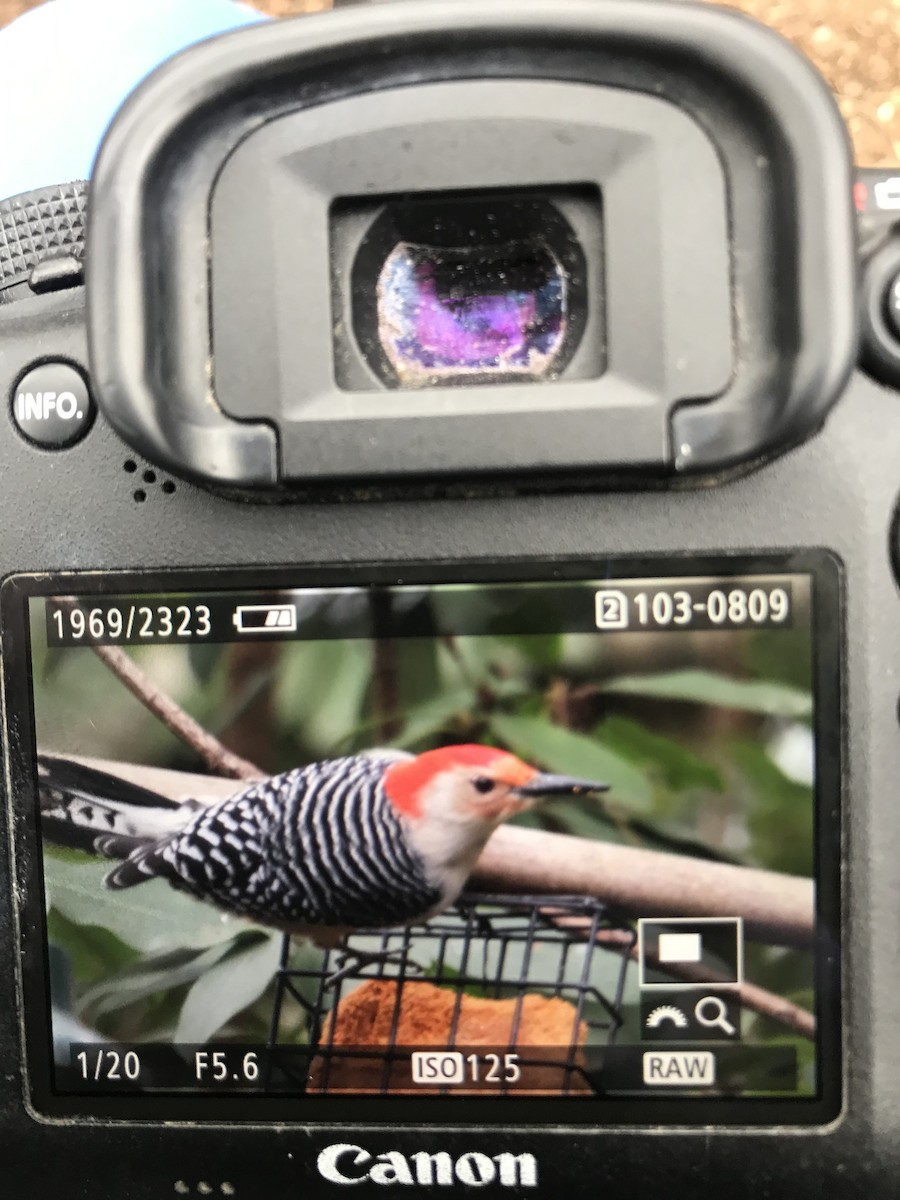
512, 772, 610, 798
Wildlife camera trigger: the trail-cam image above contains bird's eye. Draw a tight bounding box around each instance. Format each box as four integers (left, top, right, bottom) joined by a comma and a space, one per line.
472, 776, 496, 795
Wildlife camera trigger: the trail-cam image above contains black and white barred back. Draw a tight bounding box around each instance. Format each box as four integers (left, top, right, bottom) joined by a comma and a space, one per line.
43, 754, 444, 931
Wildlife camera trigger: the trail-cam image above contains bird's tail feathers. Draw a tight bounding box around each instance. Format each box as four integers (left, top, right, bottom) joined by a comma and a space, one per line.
38, 754, 194, 860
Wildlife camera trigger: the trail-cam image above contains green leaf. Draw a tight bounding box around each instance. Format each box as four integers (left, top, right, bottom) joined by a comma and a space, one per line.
596, 715, 725, 794
175, 934, 282, 1044
494, 633, 564, 669
541, 797, 618, 841
45, 856, 251, 954
275, 639, 373, 754
421, 961, 492, 1000
506, 808, 546, 831
745, 627, 813, 694
389, 688, 478, 749
600, 670, 812, 719
47, 909, 139, 985
188, 641, 225, 686
732, 740, 814, 875
44, 844, 105, 870
81, 942, 235, 1018
742, 944, 814, 999
394, 639, 442, 708
488, 712, 652, 810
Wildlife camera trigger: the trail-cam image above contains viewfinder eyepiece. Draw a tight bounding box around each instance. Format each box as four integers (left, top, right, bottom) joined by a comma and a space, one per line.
338, 191, 594, 390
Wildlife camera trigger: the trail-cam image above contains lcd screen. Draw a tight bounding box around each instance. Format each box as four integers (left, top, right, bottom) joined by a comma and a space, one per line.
3, 558, 840, 1123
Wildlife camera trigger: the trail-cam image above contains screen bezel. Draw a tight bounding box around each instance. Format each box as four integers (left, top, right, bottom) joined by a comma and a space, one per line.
0, 553, 842, 1126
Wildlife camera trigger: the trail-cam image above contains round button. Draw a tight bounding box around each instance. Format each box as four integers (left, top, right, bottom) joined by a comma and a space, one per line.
861, 237, 900, 389
10, 361, 95, 448
885, 269, 900, 342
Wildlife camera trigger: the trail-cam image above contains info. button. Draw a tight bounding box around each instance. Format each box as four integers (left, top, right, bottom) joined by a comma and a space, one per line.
642, 1051, 715, 1087
11, 360, 95, 449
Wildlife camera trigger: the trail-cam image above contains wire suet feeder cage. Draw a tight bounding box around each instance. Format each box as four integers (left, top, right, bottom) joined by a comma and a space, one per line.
265, 893, 636, 1096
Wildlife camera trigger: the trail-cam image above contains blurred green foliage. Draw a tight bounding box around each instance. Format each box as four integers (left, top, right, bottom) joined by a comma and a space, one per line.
33, 607, 817, 1087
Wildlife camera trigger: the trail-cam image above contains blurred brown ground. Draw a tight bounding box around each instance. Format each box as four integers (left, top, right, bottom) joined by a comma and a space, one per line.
0, 0, 897, 166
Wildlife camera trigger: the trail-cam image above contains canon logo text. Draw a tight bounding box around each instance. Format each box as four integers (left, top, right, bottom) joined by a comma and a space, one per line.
316, 1144, 538, 1188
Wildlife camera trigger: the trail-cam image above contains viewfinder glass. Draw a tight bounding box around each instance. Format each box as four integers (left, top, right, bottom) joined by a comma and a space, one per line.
376, 235, 567, 385
334, 188, 603, 391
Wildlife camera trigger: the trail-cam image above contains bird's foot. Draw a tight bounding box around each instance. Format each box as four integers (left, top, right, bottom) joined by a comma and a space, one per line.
325, 945, 425, 988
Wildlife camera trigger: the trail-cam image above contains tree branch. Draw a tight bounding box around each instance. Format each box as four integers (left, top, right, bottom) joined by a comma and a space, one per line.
88, 641, 262, 782
471, 823, 813, 948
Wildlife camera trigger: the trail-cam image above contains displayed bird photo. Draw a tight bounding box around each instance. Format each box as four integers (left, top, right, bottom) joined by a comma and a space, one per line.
26, 572, 825, 1101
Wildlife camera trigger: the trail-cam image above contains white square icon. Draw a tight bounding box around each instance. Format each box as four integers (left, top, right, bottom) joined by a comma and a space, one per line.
637, 917, 743, 989
657, 932, 702, 964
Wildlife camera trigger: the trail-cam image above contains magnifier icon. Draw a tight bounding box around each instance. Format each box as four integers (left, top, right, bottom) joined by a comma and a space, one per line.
694, 995, 737, 1036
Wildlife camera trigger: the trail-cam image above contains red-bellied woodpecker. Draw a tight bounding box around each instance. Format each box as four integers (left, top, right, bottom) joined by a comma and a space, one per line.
38, 746, 608, 940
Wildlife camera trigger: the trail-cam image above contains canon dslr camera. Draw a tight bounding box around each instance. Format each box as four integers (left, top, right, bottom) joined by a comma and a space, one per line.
1, 0, 899, 1196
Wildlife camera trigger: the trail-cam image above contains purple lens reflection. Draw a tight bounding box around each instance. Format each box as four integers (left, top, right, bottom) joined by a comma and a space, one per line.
376, 240, 568, 387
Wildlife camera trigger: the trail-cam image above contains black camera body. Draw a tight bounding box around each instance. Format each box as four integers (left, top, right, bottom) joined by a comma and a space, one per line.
1, 1, 900, 1196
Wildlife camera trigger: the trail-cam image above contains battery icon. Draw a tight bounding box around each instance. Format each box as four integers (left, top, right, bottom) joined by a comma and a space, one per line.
232, 604, 298, 634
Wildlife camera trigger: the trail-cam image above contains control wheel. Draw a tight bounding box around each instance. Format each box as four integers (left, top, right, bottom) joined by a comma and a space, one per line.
861, 234, 900, 389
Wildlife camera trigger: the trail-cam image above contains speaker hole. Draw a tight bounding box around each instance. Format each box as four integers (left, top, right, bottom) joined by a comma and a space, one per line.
133, 490, 147, 503
124, 460, 137, 473
162, 480, 176, 495
143, 469, 157, 484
